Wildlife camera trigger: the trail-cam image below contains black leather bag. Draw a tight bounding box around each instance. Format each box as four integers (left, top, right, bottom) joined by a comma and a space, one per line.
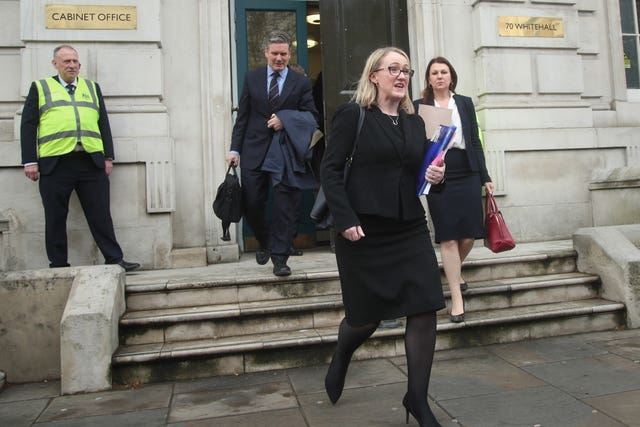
213, 165, 243, 241
310, 105, 365, 229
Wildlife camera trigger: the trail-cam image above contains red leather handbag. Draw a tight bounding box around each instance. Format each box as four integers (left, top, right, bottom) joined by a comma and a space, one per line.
484, 193, 515, 253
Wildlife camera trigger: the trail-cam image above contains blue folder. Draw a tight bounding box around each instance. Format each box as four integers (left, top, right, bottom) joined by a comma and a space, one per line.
416, 124, 457, 195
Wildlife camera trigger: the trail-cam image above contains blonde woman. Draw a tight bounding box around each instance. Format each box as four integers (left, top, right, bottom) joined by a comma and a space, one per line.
321, 47, 445, 427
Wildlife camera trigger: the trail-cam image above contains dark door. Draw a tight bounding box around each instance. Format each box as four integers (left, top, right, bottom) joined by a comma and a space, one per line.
319, 0, 410, 135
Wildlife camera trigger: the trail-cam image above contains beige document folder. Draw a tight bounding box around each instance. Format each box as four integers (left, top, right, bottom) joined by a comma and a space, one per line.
418, 104, 453, 139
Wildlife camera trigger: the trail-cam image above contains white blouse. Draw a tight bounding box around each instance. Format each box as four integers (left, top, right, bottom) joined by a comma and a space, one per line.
434, 94, 465, 150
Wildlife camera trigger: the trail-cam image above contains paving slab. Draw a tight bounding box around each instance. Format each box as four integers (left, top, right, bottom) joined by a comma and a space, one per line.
167, 408, 307, 427
486, 333, 610, 366
35, 408, 169, 427
522, 353, 640, 399
37, 383, 172, 423
168, 380, 297, 423
287, 358, 406, 397
0, 399, 49, 427
584, 389, 640, 427
591, 336, 640, 362
430, 351, 546, 401
0, 380, 60, 403
299, 381, 415, 427
172, 370, 288, 395
441, 385, 626, 427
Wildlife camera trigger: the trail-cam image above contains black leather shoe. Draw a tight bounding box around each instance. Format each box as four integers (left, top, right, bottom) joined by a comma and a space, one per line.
255, 248, 270, 265
449, 312, 465, 323
117, 260, 140, 272
289, 246, 303, 256
273, 263, 291, 277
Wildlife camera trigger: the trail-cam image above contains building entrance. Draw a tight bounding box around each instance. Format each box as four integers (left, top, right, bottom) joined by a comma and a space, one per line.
233, 0, 409, 251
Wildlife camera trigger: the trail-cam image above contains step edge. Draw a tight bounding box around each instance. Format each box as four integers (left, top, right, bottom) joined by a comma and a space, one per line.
113, 302, 625, 364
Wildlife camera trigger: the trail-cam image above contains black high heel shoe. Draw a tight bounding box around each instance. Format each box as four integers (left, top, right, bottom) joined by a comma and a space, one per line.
324, 354, 349, 404
402, 393, 442, 427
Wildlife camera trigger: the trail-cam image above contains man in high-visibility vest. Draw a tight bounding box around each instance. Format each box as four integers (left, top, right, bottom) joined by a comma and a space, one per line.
20, 44, 139, 271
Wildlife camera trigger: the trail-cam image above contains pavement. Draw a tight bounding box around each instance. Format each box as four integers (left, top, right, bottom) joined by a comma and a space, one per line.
2, 241, 640, 426
1, 329, 638, 426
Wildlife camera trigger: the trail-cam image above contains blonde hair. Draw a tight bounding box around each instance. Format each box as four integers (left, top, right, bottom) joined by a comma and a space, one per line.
351, 47, 415, 114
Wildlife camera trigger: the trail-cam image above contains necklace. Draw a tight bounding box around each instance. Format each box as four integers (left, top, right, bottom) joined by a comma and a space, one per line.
386, 114, 399, 126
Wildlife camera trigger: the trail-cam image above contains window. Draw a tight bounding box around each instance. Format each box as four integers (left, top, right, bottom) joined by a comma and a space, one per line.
620, 0, 640, 88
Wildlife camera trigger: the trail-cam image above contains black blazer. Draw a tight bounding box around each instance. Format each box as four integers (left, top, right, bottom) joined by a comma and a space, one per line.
231, 66, 317, 171
414, 94, 491, 184
321, 103, 431, 232
20, 76, 114, 175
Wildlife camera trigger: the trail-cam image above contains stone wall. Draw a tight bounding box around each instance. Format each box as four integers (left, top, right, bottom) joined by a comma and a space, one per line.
0, 0, 639, 271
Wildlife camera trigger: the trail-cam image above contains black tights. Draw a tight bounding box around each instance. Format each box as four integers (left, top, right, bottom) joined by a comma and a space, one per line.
404, 311, 439, 424
332, 318, 379, 367
332, 311, 437, 401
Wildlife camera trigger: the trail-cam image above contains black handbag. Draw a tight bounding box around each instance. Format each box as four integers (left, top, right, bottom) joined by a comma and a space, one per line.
310, 105, 365, 228
213, 165, 243, 241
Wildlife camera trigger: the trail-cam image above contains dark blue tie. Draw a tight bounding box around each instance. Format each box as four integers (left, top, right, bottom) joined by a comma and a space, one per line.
66, 84, 75, 95
268, 72, 279, 111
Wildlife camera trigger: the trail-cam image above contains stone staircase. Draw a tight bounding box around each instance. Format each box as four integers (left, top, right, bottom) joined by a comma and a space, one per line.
111, 241, 626, 385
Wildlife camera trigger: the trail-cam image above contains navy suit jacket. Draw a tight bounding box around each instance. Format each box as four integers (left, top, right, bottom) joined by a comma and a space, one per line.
231, 66, 317, 171
20, 76, 114, 175
414, 94, 491, 184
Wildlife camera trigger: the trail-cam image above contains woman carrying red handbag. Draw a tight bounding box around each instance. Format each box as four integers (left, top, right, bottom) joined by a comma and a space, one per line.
414, 57, 495, 323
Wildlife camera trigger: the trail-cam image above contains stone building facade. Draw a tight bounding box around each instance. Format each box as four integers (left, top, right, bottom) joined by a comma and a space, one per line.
0, 0, 638, 271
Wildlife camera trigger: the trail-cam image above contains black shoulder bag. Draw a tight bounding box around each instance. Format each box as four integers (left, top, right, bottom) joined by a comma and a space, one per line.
310, 105, 365, 229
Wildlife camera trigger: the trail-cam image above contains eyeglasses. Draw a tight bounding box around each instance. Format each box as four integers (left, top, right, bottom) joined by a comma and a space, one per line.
374, 66, 415, 78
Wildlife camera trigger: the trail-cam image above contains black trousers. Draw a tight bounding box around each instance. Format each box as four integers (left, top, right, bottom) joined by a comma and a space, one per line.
241, 168, 302, 257
38, 153, 123, 267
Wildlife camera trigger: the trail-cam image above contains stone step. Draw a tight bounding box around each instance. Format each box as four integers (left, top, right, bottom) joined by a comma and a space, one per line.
123, 249, 578, 312
112, 298, 625, 385
124, 271, 342, 312
119, 272, 600, 346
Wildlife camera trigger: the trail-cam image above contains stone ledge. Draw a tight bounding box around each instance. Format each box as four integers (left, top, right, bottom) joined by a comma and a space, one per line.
60, 265, 125, 395
574, 224, 640, 328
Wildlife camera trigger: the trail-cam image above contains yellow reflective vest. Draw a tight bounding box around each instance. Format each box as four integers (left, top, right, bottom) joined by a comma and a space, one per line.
35, 77, 104, 158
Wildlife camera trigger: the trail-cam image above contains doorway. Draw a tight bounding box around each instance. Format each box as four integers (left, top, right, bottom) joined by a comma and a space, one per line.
234, 0, 324, 252
232, 0, 409, 251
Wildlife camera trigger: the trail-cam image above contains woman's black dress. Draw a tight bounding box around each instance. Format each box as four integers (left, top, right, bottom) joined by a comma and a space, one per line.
330, 107, 445, 326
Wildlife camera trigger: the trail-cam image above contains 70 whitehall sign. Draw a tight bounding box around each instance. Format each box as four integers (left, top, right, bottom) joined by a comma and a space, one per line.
45, 5, 137, 30
498, 16, 564, 38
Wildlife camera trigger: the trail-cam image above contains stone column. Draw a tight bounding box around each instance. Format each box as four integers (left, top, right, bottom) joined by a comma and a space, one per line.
199, 0, 240, 263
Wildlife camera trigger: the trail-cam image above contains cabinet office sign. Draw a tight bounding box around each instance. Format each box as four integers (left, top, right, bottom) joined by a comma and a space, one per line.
45, 5, 137, 30
498, 16, 563, 38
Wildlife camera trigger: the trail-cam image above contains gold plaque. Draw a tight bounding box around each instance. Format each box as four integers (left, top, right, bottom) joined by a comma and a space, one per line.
498, 16, 563, 38
45, 5, 137, 30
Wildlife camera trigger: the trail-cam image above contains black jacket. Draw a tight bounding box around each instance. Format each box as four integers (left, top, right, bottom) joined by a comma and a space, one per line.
414, 94, 491, 184
321, 103, 432, 232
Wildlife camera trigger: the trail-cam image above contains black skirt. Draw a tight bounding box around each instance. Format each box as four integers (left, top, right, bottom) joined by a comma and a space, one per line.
334, 215, 445, 326
427, 148, 485, 243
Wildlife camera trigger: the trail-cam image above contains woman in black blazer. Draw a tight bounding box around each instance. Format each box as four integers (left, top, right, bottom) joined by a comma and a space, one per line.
321, 47, 445, 427
415, 57, 494, 323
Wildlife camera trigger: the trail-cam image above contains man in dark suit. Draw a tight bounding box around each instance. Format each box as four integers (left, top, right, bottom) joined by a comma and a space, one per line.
227, 31, 317, 276
20, 44, 139, 271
